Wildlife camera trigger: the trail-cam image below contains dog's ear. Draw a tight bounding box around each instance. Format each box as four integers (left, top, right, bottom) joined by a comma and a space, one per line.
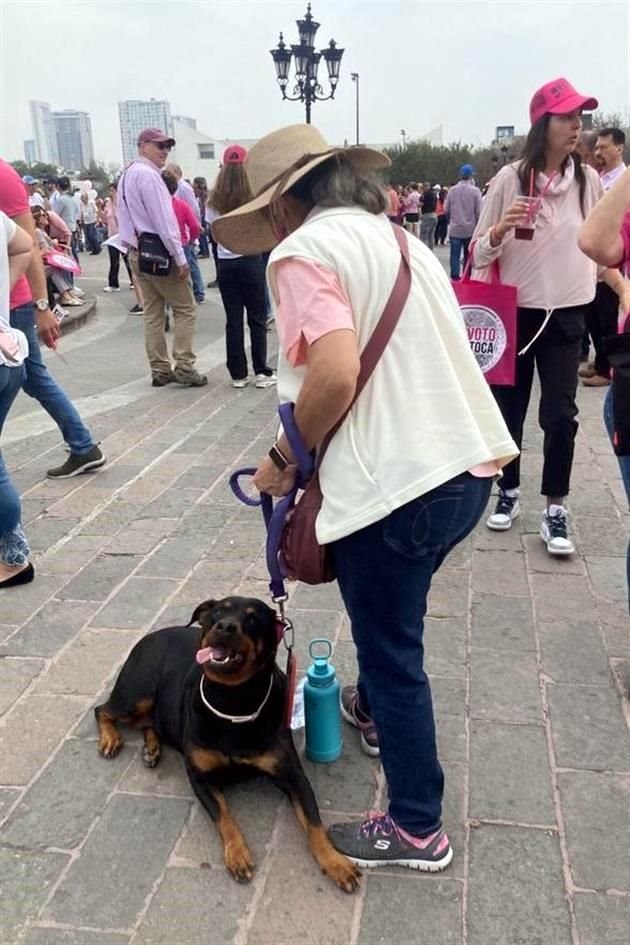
188, 599, 217, 627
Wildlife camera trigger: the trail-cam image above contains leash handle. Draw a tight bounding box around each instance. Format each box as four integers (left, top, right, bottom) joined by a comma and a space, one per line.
230, 466, 290, 598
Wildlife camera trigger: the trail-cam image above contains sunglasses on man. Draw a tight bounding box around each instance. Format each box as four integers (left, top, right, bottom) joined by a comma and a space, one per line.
155, 142, 172, 151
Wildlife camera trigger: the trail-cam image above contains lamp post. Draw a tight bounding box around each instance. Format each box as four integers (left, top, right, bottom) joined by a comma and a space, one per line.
351, 72, 359, 145
270, 3, 345, 125
401, 129, 407, 150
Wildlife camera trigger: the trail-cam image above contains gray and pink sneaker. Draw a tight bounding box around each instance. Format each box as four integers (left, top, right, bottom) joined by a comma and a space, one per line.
340, 686, 380, 757
328, 811, 453, 872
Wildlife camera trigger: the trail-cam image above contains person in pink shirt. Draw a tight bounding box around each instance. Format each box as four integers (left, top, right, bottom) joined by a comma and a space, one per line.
579, 167, 630, 608
162, 171, 201, 247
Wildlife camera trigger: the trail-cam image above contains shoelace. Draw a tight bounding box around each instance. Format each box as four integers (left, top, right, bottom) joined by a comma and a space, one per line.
495, 493, 517, 517
358, 810, 399, 839
546, 511, 568, 539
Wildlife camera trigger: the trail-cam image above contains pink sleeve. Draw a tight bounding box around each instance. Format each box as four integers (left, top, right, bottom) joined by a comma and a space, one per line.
274, 257, 355, 367
621, 212, 630, 273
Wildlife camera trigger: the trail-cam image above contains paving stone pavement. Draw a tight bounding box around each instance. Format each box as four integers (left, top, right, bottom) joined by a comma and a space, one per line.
1, 305, 629, 944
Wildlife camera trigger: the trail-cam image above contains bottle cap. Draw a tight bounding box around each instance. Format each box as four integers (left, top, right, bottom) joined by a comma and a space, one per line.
307, 638, 335, 687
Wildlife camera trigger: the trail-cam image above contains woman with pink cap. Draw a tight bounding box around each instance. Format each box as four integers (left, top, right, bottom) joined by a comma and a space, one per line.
473, 78, 627, 556
206, 145, 276, 389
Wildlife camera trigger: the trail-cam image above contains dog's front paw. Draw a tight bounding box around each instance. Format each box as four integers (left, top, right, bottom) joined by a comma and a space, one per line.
142, 744, 161, 768
225, 842, 255, 883
323, 852, 362, 893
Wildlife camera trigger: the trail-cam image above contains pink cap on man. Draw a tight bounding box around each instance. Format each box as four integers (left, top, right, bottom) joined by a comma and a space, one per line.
137, 127, 176, 148
529, 78, 598, 126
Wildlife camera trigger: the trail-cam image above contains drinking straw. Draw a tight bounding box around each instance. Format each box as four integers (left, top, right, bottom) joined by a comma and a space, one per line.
527, 168, 535, 223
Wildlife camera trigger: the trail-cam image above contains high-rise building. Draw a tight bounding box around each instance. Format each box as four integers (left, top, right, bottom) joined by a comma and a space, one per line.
24, 140, 37, 164
118, 99, 172, 164
173, 115, 197, 130
52, 110, 94, 172
29, 100, 59, 165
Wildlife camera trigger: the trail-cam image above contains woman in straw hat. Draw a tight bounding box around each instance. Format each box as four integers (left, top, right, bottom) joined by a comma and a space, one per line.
206, 145, 277, 389
213, 124, 517, 873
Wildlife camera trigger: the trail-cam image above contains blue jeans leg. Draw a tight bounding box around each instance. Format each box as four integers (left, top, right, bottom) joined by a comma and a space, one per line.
330, 472, 492, 836
9, 304, 93, 455
449, 238, 462, 279
185, 245, 205, 302
603, 387, 630, 609
0, 364, 30, 565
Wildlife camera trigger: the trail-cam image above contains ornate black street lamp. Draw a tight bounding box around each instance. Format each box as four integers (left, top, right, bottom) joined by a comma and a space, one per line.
270, 3, 344, 124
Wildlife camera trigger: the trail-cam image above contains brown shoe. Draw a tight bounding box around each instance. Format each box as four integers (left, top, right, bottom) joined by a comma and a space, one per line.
173, 368, 208, 387
582, 374, 610, 388
578, 362, 596, 378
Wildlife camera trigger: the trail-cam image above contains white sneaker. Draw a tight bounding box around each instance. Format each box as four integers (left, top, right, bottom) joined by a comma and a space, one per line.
103, 286, 121, 293
232, 377, 249, 389
486, 490, 520, 531
540, 506, 575, 556
72, 287, 85, 297
254, 373, 277, 389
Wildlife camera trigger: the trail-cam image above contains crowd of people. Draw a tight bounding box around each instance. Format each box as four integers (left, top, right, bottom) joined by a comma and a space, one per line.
1, 74, 629, 881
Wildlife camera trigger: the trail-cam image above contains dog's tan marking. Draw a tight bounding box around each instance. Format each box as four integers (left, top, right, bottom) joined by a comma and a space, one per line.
95, 705, 128, 759
292, 801, 361, 893
213, 788, 255, 882
233, 751, 280, 776
142, 727, 161, 767
188, 747, 230, 773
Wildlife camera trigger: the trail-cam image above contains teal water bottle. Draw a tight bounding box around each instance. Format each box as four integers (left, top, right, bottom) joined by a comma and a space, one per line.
304, 638, 342, 763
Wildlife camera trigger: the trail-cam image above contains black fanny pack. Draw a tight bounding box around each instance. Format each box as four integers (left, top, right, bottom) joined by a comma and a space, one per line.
138, 232, 172, 276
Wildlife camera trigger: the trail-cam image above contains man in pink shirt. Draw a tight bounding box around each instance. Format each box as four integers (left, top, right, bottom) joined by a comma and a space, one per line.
117, 128, 206, 387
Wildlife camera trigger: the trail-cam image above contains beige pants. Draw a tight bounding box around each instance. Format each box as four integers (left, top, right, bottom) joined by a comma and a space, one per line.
129, 252, 197, 377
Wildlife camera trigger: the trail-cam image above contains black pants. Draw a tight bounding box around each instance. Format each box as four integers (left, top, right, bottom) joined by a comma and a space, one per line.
585, 282, 618, 378
217, 255, 269, 380
491, 306, 585, 497
107, 246, 132, 289
435, 216, 448, 245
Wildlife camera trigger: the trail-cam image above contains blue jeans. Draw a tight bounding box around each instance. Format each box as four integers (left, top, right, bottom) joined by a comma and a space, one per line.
8, 304, 93, 455
0, 363, 30, 565
184, 244, 205, 302
330, 472, 492, 836
449, 236, 471, 280
603, 387, 630, 609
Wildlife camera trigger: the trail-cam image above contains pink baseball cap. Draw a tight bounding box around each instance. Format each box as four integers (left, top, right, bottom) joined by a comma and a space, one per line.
137, 127, 176, 148
529, 78, 598, 126
223, 145, 247, 165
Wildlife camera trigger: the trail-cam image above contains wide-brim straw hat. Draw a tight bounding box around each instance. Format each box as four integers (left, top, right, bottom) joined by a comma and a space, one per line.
212, 124, 391, 255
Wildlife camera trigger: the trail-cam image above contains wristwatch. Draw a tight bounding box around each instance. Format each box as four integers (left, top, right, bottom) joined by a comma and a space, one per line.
35, 298, 49, 312
268, 443, 291, 471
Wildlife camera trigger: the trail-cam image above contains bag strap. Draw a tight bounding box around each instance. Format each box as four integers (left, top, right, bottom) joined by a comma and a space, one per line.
460, 239, 502, 285
280, 222, 412, 475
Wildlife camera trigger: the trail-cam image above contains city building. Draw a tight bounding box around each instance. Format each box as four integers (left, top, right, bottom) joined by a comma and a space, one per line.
118, 99, 173, 164
29, 100, 58, 165
173, 115, 197, 130
52, 110, 94, 172
24, 140, 37, 164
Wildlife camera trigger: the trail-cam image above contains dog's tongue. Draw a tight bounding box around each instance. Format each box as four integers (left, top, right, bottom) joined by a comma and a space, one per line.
196, 645, 228, 665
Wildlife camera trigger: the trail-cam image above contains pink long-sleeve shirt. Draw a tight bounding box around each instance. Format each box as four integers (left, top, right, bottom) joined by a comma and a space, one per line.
117, 157, 186, 266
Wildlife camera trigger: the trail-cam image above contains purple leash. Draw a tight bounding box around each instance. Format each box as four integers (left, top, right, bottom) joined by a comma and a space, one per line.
229, 404, 314, 602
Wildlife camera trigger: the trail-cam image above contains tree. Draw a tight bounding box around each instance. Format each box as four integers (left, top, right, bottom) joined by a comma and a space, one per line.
10, 160, 58, 180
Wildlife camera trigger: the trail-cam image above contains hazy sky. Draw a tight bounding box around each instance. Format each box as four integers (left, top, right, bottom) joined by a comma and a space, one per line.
1, 0, 629, 166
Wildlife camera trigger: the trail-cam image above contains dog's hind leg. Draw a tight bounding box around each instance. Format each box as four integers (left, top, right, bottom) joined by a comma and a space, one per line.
141, 725, 161, 768
95, 695, 155, 760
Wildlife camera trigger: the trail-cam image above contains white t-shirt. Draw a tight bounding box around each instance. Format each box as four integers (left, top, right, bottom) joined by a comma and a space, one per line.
206, 206, 241, 259
29, 192, 45, 208
0, 211, 28, 367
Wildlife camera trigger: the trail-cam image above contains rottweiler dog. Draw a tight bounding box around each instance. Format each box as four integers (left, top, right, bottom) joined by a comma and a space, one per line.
95, 595, 360, 893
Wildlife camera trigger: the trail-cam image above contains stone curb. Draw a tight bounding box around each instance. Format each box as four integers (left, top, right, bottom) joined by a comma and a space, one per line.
59, 297, 97, 337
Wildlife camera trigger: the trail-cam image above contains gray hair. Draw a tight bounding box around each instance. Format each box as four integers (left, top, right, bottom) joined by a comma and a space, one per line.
290, 156, 387, 216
